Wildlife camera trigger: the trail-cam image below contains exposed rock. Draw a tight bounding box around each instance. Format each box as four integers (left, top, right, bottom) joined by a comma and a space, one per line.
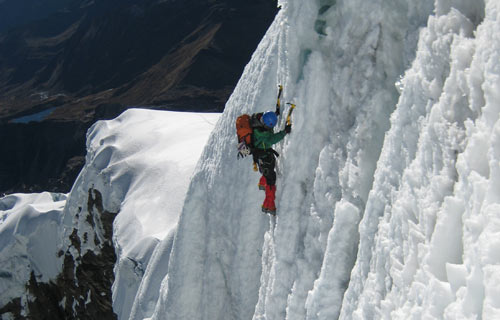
0, 298, 22, 319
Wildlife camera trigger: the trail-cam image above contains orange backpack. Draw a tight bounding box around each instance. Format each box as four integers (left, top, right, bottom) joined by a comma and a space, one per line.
236, 114, 253, 145
236, 114, 255, 158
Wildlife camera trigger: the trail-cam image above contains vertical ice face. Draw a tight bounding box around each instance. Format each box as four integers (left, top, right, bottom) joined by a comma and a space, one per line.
132, 0, 498, 319
147, 0, 434, 319
252, 1, 434, 319
341, 0, 497, 319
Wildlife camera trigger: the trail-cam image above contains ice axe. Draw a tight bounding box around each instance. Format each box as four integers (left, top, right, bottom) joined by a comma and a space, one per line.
286, 103, 295, 127
275, 84, 283, 116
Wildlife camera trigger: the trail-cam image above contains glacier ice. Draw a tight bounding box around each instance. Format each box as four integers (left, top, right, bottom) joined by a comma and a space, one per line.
144, 0, 499, 319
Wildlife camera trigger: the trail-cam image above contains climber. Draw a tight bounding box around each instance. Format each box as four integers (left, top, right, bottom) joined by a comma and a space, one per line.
235, 85, 295, 215
251, 110, 291, 214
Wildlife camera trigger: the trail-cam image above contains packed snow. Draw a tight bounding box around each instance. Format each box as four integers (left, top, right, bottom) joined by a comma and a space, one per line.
59, 109, 221, 319
2, 0, 500, 319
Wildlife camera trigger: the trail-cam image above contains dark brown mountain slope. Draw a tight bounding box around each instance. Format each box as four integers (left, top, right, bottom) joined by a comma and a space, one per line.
0, 0, 278, 121
0, 0, 278, 193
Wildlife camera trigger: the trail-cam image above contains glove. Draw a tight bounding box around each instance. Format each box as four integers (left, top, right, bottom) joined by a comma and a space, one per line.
285, 124, 292, 134
237, 142, 251, 159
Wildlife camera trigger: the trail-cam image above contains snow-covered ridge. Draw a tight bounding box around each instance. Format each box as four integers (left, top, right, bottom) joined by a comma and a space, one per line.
60, 109, 221, 319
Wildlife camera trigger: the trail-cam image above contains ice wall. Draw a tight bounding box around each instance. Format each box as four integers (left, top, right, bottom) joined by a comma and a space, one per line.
342, 1, 500, 318
145, 0, 433, 318
132, 0, 499, 319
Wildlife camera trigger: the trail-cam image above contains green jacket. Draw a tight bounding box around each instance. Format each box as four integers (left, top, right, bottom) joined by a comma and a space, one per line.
253, 127, 286, 150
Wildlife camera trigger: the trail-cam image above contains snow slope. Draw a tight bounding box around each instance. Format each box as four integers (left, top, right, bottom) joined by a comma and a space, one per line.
134, 0, 499, 319
58, 109, 221, 319
0, 110, 220, 318
0, 192, 67, 310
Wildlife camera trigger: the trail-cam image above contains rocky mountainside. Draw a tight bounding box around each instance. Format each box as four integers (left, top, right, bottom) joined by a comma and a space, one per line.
0, 0, 278, 194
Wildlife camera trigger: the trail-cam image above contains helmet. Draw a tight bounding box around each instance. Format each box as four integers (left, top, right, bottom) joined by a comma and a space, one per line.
262, 111, 277, 128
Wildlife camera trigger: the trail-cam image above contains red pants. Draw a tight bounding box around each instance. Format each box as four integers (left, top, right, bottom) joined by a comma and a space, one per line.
260, 176, 276, 212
